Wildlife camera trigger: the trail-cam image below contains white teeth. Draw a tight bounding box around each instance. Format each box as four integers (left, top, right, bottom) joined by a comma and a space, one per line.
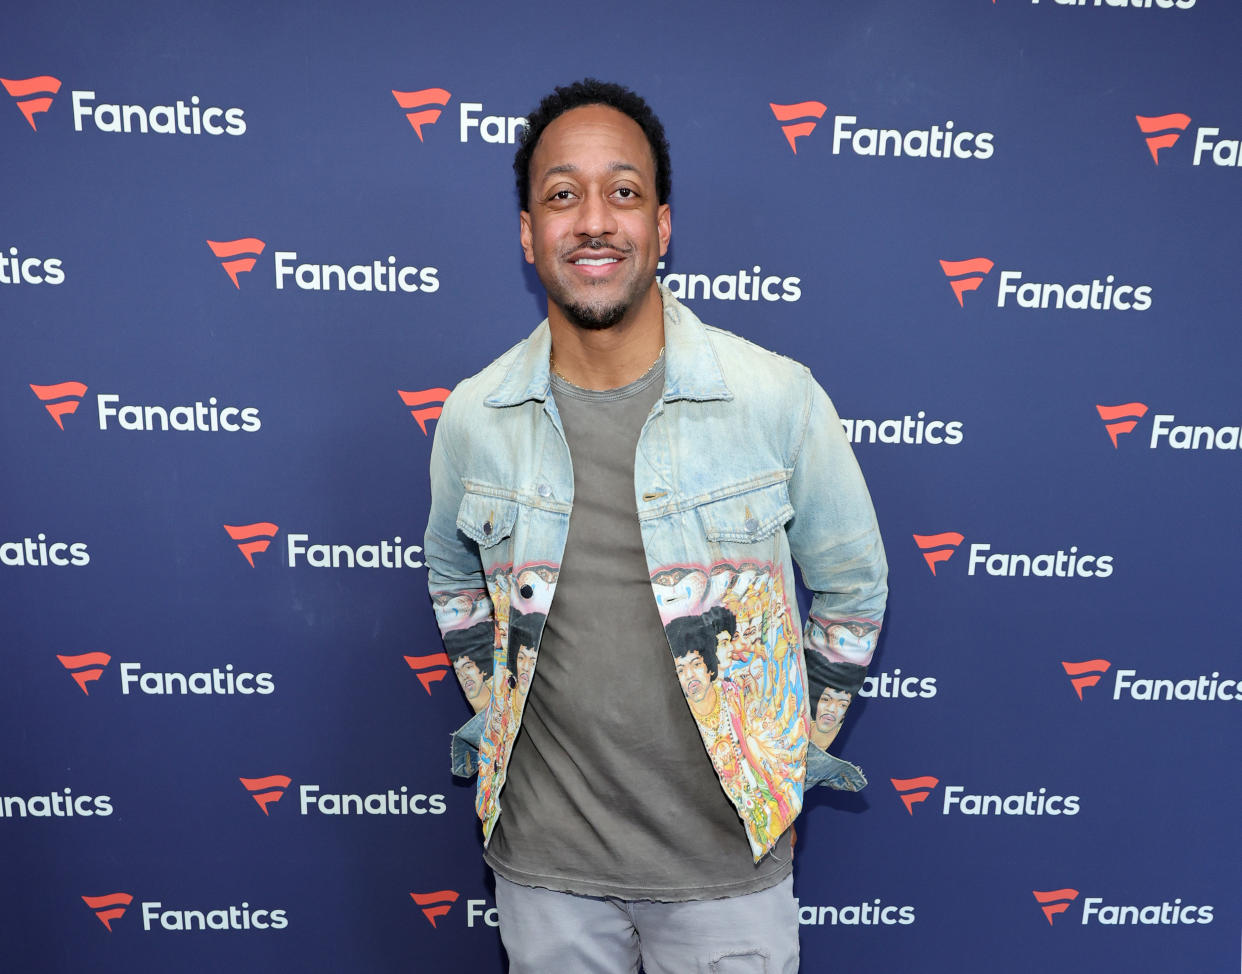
575, 257, 618, 266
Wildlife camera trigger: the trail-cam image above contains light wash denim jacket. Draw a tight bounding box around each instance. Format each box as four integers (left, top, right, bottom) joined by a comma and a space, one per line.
424, 287, 888, 860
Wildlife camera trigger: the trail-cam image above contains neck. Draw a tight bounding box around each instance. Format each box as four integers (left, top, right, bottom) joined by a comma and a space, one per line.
548, 283, 665, 391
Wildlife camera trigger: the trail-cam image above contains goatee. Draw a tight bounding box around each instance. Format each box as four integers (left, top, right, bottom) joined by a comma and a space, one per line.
562, 299, 627, 331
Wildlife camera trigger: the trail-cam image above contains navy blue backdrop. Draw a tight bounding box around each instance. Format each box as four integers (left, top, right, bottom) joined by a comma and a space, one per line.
3, 1, 1239, 971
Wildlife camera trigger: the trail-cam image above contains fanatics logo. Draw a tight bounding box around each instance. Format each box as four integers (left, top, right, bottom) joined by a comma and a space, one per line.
82, 892, 134, 931
207, 238, 266, 288
392, 87, 451, 141
939, 258, 994, 307
57, 652, 112, 694
1062, 659, 1111, 700
1096, 402, 1149, 447
911, 532, 964, 575
890, 775, 940, 814
397, 388, 449, 435
223, 523, 279, 567
410, 890, 459, 928
238, 775, 292, 816
2, 75, 61, 130
769, 101, 828, 154
1032, 888, 1079, 926
1135, 113, 1191, 164
404, 652, 452, 693
30, 381, 88, 430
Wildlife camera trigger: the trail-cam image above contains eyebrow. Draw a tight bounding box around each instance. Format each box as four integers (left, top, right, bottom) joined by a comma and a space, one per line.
540, 161, 642, 180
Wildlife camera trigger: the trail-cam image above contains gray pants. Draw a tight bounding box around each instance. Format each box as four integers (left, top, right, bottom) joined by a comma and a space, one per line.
494, 874, 799, 974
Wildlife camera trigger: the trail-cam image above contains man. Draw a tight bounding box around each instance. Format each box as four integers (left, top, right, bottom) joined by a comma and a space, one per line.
425, 79, 887, 973
505, 610, 543, 711
810, 686, 854, 750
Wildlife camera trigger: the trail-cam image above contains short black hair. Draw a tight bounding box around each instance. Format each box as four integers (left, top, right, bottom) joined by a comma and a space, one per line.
445, 620, 494, 676
507, 610, 546, 657
514, 78, 672, 211
704, 605, 737, 640
665, 614, 719, 680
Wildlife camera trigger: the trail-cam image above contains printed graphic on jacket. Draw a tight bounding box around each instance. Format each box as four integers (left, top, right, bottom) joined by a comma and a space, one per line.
653, 561, 802, 854
433, 562, 556, 839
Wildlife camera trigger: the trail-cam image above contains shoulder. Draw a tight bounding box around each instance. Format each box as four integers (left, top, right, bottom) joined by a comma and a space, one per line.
703, 323, 812, 392
439, 337, 530, 426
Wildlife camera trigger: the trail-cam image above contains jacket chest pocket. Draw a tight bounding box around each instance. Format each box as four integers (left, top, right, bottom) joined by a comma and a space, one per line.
456, 488, 520, 565
695, 480, 794, 546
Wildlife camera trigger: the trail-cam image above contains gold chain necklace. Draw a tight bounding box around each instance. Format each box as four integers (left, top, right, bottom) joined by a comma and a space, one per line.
550, 346, 664, 391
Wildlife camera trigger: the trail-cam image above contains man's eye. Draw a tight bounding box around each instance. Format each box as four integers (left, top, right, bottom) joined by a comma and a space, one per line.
614, 187, 636, 198
550, 189, 575, 201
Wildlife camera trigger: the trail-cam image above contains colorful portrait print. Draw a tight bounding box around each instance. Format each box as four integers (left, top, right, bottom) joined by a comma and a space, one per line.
809, 686, 852, 750
663, 566, 807, 855
469, 564, 558, 841
444, 619, 495, 714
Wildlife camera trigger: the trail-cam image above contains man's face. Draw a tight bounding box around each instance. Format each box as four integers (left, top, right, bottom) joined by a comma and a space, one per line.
737, 605, 762, 648
454, 657, 486, 698
520, 104, 670, 330
514, 644, 537, 693
815, 687, 852, 731
675, 650, 712, 705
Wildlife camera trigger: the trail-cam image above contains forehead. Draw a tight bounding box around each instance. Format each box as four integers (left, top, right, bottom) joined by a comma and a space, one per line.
530, 104, 655, 183
675, 651, 705, 667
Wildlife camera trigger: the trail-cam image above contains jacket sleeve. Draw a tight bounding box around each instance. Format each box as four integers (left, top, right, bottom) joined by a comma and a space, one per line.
784, 370, 888, 786
424, 390, 495, 778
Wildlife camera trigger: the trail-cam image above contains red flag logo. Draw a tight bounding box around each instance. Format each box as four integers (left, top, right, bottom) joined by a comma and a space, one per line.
1032, 888, 1079, 925
939, 258, 994, 307
1135, 113, 1191, 165
2, 75, 61, 130
410, 889, 459, 928
769, 101, 828, 154
30, 381, 88, 430
207, 238, 266, 288
1096, 402, 1148, 448
890, 775, 940, 815
223, 522, 279, 567
398, 388, 450, 435
57, 652, 112, 695
239, 774, 292, 815
392, 88, 452, 141
911, 532, 964, 576
1061, 659, 1111, 700
82, 892, 133, 931
404, 652, 452, 693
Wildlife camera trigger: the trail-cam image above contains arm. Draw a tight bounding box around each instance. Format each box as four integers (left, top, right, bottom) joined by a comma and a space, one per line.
424, 391, 496, 775
784, 371, 888, 780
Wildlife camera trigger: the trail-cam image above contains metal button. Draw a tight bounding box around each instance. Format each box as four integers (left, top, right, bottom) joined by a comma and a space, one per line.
744, 517, 759, 533
537, 483, 552, 498
519, 584, 534, 599
482, 521, 492, 536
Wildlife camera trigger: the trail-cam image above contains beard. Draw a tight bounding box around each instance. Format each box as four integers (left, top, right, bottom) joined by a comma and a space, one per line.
543, 237, 646, 331
561, 296, 628, 331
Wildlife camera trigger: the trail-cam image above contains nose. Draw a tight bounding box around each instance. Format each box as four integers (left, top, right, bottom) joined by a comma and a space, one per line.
574, 189, 617, 239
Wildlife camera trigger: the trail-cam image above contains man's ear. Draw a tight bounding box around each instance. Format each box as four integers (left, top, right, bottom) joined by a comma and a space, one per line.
520, 211, 534, 264
657, 203, 671, 257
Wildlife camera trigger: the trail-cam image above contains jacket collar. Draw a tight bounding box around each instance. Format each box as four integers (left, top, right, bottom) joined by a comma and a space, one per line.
485, 284, 732, 408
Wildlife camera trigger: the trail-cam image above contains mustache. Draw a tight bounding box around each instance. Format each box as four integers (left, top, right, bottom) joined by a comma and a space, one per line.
562, 238, 634, 259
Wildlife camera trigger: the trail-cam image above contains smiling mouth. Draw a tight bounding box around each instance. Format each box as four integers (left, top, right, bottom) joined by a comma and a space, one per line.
574, 257, 618, 266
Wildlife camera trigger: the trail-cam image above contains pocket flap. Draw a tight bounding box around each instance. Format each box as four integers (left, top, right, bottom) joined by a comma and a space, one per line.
456, 491, 518, 548
698, 482, 793, 543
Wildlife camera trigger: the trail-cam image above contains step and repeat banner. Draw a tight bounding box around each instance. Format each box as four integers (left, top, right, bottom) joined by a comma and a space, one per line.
3, 1, 1238, 971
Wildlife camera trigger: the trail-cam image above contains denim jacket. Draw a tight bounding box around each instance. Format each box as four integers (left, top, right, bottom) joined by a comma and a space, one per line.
424, 287, 888, 860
